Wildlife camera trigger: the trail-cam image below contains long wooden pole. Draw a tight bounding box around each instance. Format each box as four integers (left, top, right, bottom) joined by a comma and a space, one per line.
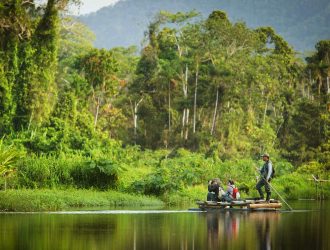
264, 177, 293, 211
255, 167, 293, 210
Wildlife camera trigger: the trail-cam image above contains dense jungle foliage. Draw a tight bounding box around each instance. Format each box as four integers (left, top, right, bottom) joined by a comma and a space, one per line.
0, 0, 329, 207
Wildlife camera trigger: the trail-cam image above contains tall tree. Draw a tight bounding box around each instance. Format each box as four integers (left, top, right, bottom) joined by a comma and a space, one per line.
27, 0, 59, 127
0, 0, 28, 133
78, 49, 119, 129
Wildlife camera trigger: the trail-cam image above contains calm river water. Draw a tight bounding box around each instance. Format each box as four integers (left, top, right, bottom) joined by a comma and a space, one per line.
0, 201, 329, 250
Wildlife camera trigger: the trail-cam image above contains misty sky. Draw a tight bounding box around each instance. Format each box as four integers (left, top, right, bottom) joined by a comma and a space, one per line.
35, 0, 121, 15
73, 0, 121, 15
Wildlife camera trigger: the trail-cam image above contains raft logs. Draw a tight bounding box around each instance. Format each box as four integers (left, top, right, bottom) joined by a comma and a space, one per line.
198, 201, 282, 210
248, 203, 282, 209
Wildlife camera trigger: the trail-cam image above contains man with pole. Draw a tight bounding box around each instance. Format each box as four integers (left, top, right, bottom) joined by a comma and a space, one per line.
255, 153, 293, 210
256, 153, 273, 202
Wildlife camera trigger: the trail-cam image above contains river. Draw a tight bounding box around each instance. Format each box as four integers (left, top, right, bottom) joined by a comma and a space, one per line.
0, 201, 329, 250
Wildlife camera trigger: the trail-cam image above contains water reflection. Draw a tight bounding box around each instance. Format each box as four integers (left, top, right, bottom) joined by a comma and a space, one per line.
205, 211, 280, 250
254, 213, 272, 250
224, 212, 240, 239
0, 202, 329, 250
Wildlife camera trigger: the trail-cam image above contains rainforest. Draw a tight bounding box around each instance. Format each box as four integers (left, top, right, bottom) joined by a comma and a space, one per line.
0, 0, 329, 211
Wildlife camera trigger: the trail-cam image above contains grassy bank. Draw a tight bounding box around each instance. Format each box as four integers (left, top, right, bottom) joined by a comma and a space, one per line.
1, 145, 329, 211
0, 174, 329, 211
0, 189, 164, 212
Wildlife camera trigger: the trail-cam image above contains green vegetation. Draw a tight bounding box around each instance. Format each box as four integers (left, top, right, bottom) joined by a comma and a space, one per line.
0, 145, 328, 211
0, 189, 163, 212
0, 1, 329, 211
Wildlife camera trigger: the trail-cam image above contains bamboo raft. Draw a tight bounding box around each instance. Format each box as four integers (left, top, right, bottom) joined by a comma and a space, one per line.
195, 199, 282, 212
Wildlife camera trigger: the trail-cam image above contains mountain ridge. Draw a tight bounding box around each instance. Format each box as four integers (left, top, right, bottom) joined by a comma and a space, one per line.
78, 0, 330, 52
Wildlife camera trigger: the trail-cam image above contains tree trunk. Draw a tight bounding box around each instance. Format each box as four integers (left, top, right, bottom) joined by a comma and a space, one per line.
318, 77, 322, 96
308, 69, 312, 100
327, 76, 329, 94
168, 81, 171, 132
134, 101, 137, 138
185, 109, 189, 140
27, 110, 33, 131
133, 97, 144, 143
181, 109, 186, 138
211, 88, 219, 135
94, 97, 100, 129
263, 95, 269, 126
181, 64, 189, 139
307, 85, 310, 100
193, 64, 199, 133
301, 80, 305, 97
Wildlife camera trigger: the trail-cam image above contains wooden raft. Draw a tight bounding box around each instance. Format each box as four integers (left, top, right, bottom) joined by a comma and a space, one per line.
196, 199, 282, 211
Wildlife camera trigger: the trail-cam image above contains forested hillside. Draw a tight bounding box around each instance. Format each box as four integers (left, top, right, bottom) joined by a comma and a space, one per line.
0, 0, 329, 205
79, 0, 330, 52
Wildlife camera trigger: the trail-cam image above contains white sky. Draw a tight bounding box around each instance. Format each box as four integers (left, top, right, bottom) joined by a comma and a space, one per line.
35, 0, 121, 15
72, 0, 121, 15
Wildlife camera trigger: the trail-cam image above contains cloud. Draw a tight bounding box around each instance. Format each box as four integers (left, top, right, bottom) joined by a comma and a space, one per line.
35, 0, 121, 15
73, 0, 121, 15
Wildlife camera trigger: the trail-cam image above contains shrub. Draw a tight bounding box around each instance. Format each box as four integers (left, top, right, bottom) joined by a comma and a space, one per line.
71, 158, 126, 189
0, 139, 24, 190
17, 154, 79, 188
272, 173, 315, 200
297, 161, 328, 179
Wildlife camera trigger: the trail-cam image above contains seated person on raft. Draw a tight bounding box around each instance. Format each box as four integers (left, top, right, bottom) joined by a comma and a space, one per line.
207, 178, 224, 202
221, 180, 240, 202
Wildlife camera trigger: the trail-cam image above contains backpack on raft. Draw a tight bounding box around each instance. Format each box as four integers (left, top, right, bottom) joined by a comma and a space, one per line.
233, 187, 240, 199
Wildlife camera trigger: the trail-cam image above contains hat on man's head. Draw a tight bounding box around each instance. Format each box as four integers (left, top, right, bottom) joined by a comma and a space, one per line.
261, 153, 270, 158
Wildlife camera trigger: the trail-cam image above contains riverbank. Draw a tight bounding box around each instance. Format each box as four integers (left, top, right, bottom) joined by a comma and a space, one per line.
0, 189, 164, 212
0, 184, 329, 212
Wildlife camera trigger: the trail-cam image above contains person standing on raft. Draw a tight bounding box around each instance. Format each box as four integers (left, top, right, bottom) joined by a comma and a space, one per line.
256, 153, 273, 202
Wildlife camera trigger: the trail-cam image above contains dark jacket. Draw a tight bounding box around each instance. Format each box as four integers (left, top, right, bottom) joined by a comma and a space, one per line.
208, 183, 219, 197
260, 160, 273, 180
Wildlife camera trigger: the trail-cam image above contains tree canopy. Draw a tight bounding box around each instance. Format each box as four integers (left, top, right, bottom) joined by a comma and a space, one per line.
0, 2, 329, 169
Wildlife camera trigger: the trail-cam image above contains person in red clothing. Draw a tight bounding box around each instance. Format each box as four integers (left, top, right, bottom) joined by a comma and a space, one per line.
222, 180, 239, 202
